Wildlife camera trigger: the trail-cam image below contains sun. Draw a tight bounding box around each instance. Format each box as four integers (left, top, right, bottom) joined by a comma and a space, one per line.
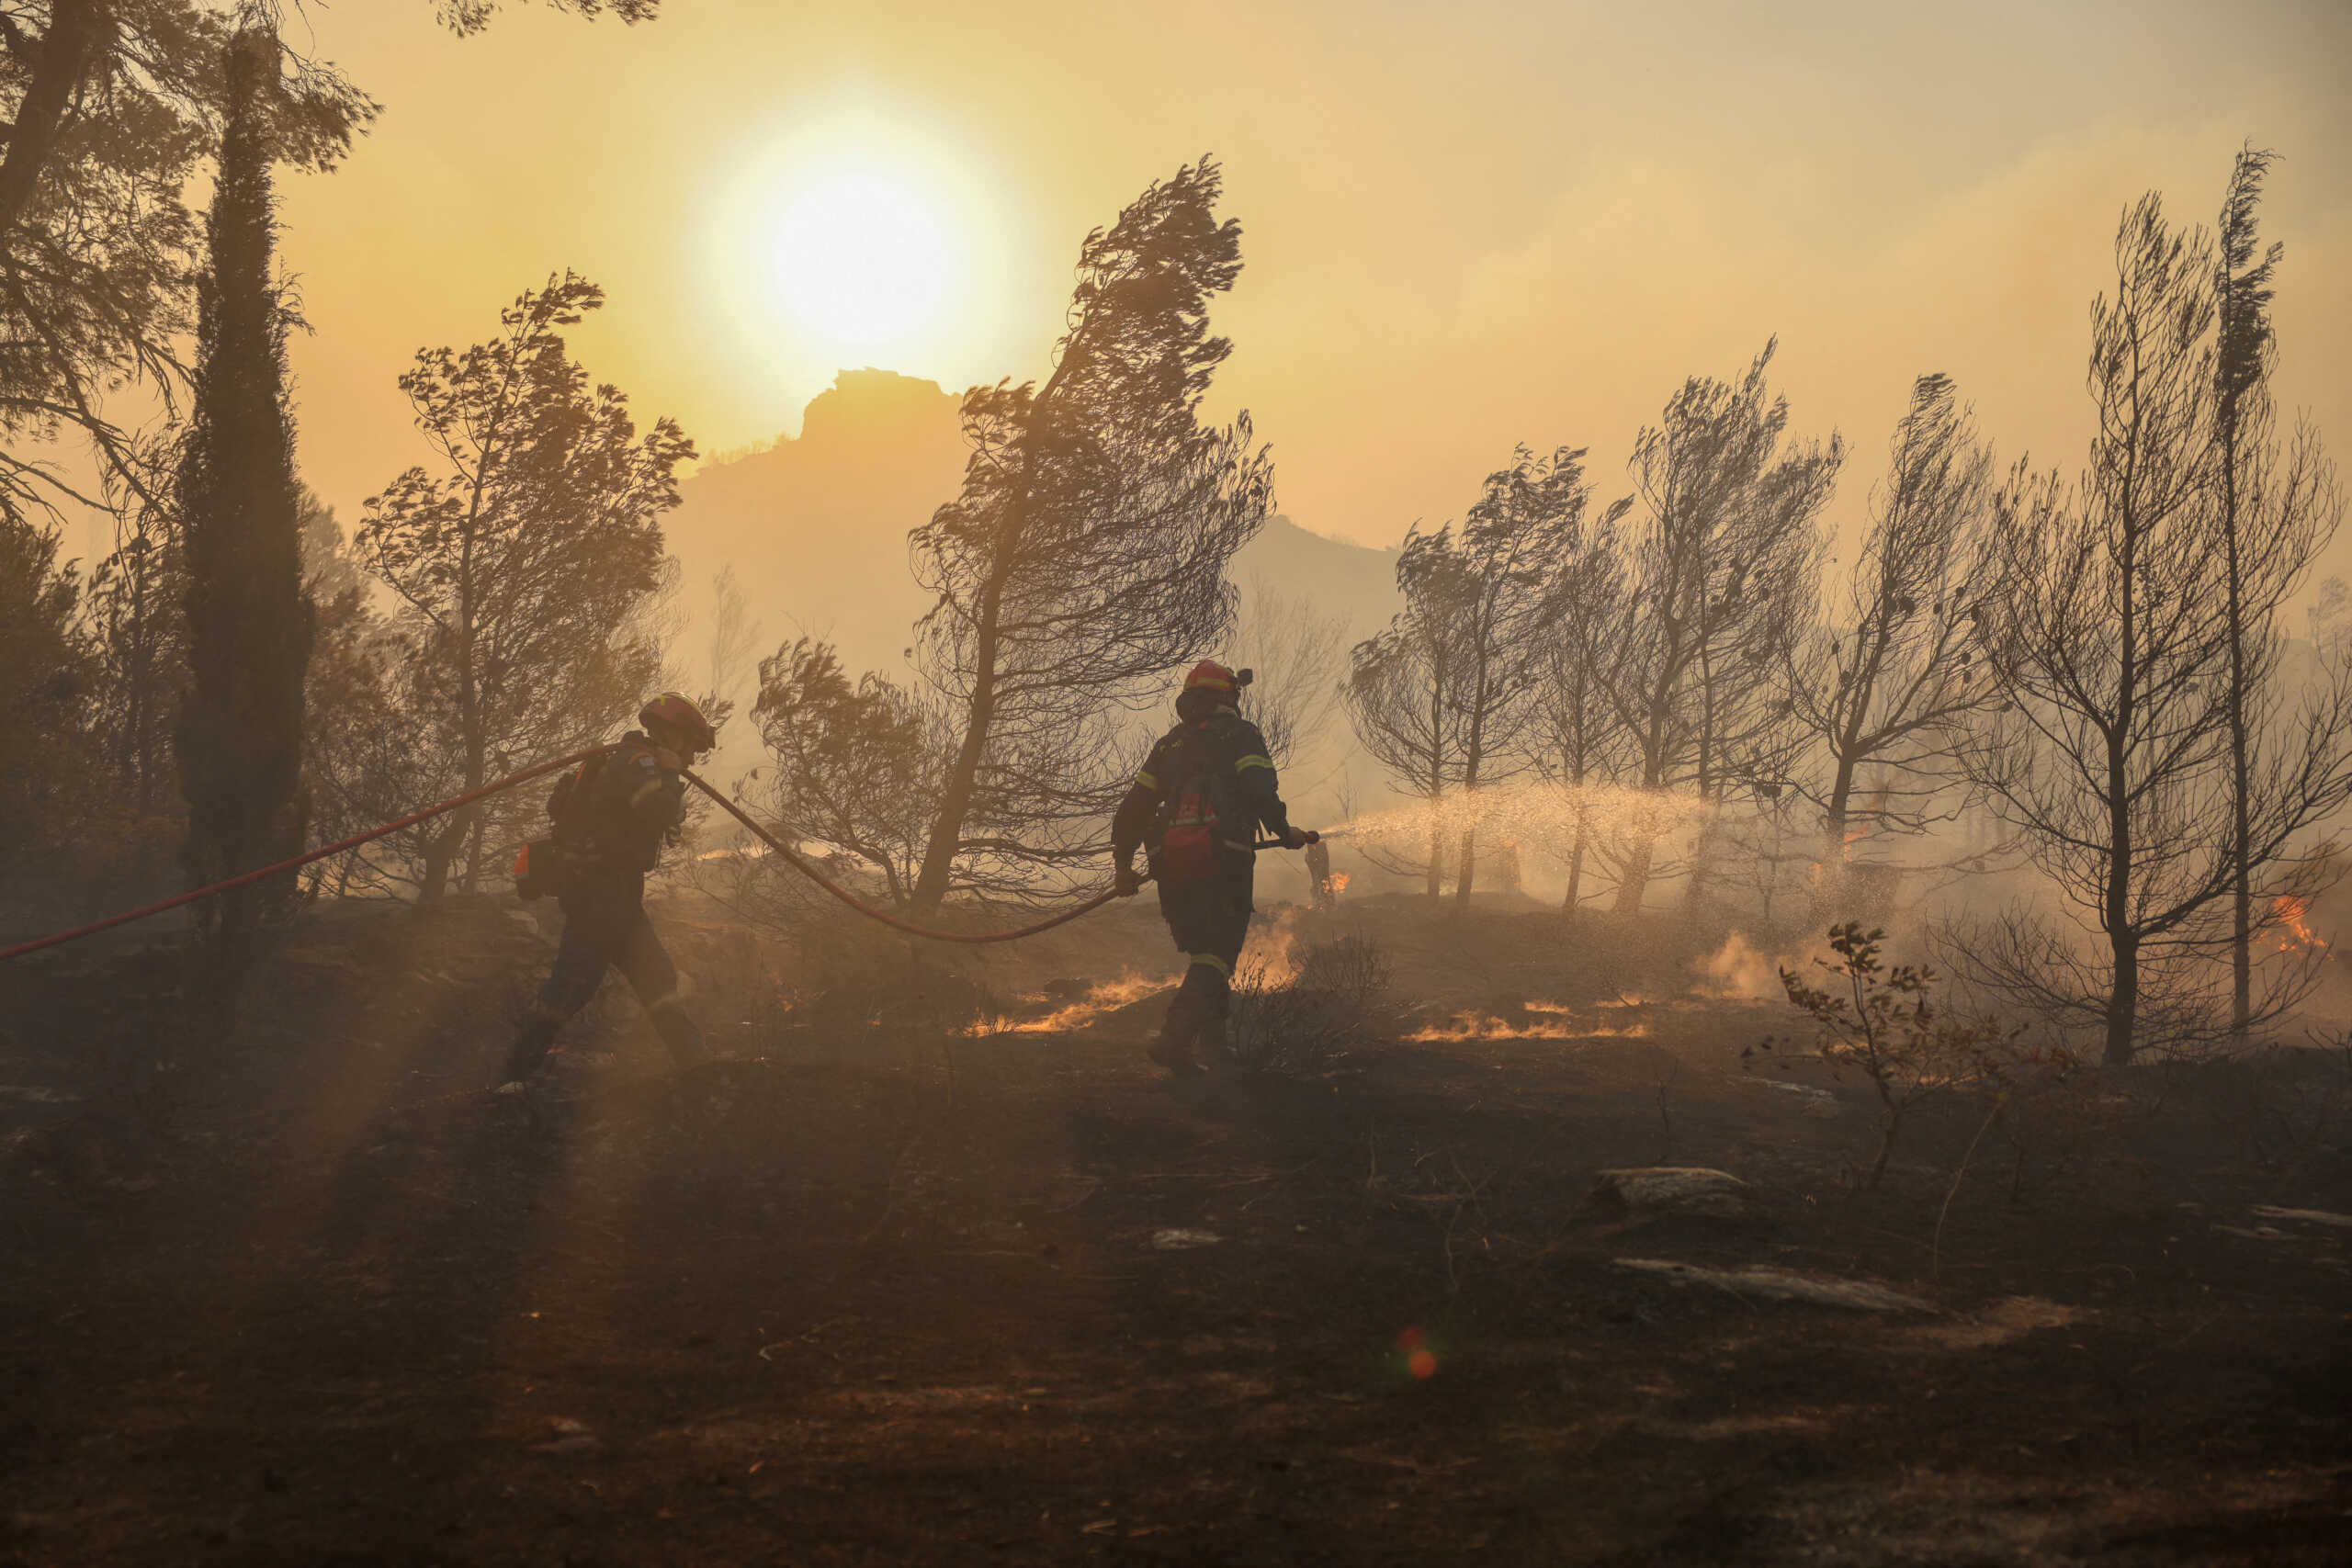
764, 168, 960, 362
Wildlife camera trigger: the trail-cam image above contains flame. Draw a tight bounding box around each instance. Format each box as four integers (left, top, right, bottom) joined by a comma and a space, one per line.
2272, 895, 2327, 954
1327, 872, 1351, 895
967, 973, 1168, 1036
1408, 1002, 1649, 1042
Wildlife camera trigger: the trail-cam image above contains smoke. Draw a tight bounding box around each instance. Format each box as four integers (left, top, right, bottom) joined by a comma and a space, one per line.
1696, 931, 1790, 1002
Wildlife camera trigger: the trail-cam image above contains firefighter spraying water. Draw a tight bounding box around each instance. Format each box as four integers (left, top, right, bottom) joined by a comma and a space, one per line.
1111, 661, 1317, 1076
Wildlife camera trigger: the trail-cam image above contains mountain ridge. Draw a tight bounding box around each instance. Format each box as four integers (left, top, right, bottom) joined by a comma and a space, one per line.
662, 369, 1402, 708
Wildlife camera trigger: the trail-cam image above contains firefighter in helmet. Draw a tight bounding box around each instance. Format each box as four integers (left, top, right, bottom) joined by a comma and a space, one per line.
502, 693, 718, 1084
1111, 661, 1315, 1074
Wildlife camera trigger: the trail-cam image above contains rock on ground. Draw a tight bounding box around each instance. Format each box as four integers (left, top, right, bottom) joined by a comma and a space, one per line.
1585, 1166, 1766, 1225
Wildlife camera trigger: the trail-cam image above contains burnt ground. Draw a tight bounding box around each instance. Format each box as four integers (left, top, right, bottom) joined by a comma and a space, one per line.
1, 893, 2348, 1566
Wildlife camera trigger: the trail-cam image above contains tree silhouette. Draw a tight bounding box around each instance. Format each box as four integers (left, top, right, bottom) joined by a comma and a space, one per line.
1787, 373, 1997, 886
2209, 144, 2347, 1039
908, 158, 1272, 910
751, 637, 944, 908
172, 29, 310, 952
1345, 549, 1473, 899
1957, 192, 2352, 1063
1600, 343, 1838, 914
0, 1, 662, 523
356, 273, 691, 900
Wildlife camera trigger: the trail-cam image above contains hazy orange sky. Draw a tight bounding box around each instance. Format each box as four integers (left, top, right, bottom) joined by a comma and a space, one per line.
262, 0, 2348, 566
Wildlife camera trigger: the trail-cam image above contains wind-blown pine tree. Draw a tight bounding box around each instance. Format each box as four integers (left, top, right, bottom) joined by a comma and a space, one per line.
907, 157, 1273, 910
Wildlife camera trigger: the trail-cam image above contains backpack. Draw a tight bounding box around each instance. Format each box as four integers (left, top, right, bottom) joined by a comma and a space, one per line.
1155, 725, 1225, 885
511, 751, 617, 901
546, 752, 613, 837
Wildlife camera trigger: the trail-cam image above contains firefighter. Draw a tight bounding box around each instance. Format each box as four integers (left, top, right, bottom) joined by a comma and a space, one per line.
1111, 661, 1314, 1074
501, 693, 719, 1084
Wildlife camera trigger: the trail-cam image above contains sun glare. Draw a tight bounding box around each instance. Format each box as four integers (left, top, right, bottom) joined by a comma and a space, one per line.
764, 169, 959, 361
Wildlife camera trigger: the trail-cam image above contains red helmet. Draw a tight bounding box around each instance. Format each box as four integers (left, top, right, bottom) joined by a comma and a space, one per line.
1183, 660, 1240, 695
639, 692, 718, 752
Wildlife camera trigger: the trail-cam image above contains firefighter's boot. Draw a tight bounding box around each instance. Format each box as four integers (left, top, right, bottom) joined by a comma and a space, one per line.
1148, 999, 1204, 1076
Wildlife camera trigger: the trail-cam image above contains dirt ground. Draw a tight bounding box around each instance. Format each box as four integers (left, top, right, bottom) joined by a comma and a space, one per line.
2, 890, 2348, 1566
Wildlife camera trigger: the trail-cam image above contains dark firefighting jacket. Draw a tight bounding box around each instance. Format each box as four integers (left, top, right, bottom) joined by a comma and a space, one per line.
1111, 701, 1295, 873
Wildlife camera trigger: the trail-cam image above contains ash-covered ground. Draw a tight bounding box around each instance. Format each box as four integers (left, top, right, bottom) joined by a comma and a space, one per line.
2, 892, 2347, 1565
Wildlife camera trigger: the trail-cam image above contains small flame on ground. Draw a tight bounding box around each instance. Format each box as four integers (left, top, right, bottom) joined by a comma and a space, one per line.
1408, 1004, 1649, 1043
968, 973, 1169, 1036
1327, 872, 1351, 895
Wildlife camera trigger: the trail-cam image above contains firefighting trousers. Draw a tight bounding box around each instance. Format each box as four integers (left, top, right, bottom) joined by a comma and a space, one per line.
1157, 863, 1255, 1032
504, 873, 704, 1078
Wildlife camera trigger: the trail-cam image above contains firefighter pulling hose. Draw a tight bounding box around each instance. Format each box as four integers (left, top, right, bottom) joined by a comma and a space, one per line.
500, 693, 719, 1085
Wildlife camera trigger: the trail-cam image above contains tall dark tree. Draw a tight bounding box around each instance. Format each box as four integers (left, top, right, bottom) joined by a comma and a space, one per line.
2209, 145, 2346, 1038
172, 29, 310, 946
1968, 197, 2221, 1066
907, 158, 1272, 910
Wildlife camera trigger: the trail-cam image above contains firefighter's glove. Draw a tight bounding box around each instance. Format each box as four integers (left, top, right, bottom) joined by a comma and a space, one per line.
1113, 863, 1145, 897
1279, 827, 1313, 851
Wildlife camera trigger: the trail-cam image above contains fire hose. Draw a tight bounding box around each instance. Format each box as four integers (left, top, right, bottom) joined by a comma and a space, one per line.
0, 745, 1318, 963
682, 768, 1314, 944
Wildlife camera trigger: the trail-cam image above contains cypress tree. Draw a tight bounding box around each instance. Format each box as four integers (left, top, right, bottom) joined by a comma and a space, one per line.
175, 29, 312, 952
